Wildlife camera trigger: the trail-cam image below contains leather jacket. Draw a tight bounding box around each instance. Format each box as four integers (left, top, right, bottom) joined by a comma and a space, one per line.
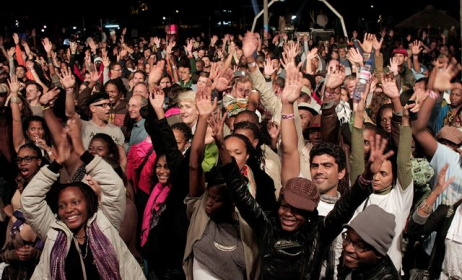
222, 159, 373, 280
338, 255, 401, 280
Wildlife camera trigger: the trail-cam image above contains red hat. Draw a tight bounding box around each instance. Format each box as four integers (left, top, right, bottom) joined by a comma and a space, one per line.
391, 48, 408, 57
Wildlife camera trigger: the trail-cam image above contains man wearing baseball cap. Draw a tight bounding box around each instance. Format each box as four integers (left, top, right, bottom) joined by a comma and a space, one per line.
386, 48, 415, 92
436, 126, 462, 152
339, 205, 401, 279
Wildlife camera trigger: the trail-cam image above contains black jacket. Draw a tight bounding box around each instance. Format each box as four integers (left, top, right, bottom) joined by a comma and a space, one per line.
338, 255, 401, 280
222, 159, 373, 280
407, 203, 459, 280
142, 106, 190, 277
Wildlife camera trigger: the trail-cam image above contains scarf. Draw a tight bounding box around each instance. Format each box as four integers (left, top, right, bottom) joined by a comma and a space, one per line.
50, 223, 121, 280
241, 165, 256, 198
140, 182, 171, 246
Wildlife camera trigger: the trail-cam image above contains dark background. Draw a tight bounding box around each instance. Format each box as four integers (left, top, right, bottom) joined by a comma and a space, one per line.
0, 0, 459, 40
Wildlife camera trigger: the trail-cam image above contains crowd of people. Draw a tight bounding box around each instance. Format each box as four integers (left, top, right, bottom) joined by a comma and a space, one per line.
0, 21, 461, 280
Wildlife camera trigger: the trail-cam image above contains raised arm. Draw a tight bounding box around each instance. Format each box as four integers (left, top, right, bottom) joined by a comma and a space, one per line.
67, 115, 126, 230
8, 76, 26, 152
280, 64, 302, 182
189, 88, 217, 197
57, 67, 77, 118
396, 103, 413, 189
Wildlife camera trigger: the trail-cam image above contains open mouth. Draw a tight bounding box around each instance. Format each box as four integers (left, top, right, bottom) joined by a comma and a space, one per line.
20, 168, 30, 177
281, 217, 297, 227
65, 214, 80, 223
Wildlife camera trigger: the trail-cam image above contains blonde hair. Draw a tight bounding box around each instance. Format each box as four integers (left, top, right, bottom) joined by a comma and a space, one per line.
177, 90, 196, 104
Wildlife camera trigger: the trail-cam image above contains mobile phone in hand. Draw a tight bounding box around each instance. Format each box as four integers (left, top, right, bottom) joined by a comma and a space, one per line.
407, 100, 417, 121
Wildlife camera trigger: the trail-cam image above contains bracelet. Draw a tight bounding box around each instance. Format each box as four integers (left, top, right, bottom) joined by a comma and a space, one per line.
10, 96, 20, 104
66, 88, 74, 93
47, 149, 53, 156
363, 53, 371, 59
281, 113, 295, 120
47, 57, 53, 64
42, 106, 51, 111
418, 200, 433, 215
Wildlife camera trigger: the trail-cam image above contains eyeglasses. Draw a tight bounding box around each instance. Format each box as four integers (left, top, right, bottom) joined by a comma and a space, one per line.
342, 232, 371, 253
15, 155, 38, 165
92, 103, 111, 108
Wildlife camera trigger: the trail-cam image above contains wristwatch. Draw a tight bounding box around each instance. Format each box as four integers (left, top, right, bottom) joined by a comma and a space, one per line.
247, 61, 257, 68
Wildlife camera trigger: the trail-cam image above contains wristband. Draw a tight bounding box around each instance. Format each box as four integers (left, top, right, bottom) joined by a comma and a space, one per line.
418, 200, 433, 215
247, 61, 257, 68
66, 88, 74, 93
10, 96, 21, 104
281, 113, 295, 120
42, 106, 51, 111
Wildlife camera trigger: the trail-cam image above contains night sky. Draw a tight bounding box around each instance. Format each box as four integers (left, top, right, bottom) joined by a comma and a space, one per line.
1, 0, 459, 38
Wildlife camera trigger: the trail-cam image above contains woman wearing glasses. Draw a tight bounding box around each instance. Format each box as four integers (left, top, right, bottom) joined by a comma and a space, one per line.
0, 143, 44, 280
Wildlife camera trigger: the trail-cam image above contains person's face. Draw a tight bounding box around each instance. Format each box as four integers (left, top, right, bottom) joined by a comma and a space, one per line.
311, 58, 320, 69
302, 78, 313, 90
106, 83, 121, 105
90, 99, 111, 122
195, 61, 204, 72
132, 72, 145, 84
25, 84, 41, 102
88, 138, 109, 158
155, 155, 170, 184
179, 67, 191, 82
363, 129, 376, 157
233, 81, 252, 98
450, 90, 462, 108
372, 160, 393, 191
345, 79, 356, 95
206, 186, 229, 218
26, 120, 45, 141
380, 108, 393, 133
196, 76, 209, 91
278, 198, 307, 232
342, 229, 379, 269
173, 129, 189, 153
84, 72, 91, 82
16, 67, 26, 79
271, 59, 280, 70
413, 80, 426, 91
225, 137, 249, 170
202, 56, 211, 66
234, 128, 258, 148
308, 128, 322, 145
338, 48, 347, 59
299, 109, 314, 130
159, 77, 172, 89
143, 49, 151, 60
58, 187, 89, 233
126, 60, 135, 70
179, 101, 198, 126
198, 49, 206, 58
393, 54, 406, 66
310, 154, 345, 195
110, 65, 122, 78
132, 84, 148, 98
128, 96, 143, 121
16, 148, 41, 180
330, 51, 339, 60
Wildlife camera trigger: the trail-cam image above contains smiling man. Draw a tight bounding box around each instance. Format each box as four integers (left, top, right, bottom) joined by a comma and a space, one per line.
339, 205, 400, 280
309, 142, 346, 279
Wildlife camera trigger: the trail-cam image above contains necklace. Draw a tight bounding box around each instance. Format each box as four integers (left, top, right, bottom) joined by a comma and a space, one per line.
74, 229, 89, 259
74, 234, 86, 239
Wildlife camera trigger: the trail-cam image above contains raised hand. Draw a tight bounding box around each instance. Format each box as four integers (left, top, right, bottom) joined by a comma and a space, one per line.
434, 163, 454, 196
367, 134, 394, 175
347, 48, 363, 65
381, 73, 400, 99
90, 64, 102, 83
39, 87, 60, 106
42, 38, 53, 54
211, 68, 234, 92
7, 75, 20, 94
263, 58, 276, 76
148, 60, 165, 88
195, 88, 217, 117
372, 36, 383, 53
70, 42, 78, 54
85, 174, 102, 202
242, 32, 258, 58
433, 63, 460, 91
210, 35, 218, 46
12, 33, 20, 45
409, 88, 430, 113
267, 121, 280, 141
149, 86, 165, 113
65, 114, 84, 155
102, 54, 110, 68
184, 39, 193, 55
410, 40, 422, 56
208, 111, 227, 144
58, 67, 76, 89
326, 64, 346, 89
358, 33, 375, 54
389, 57, 399, 75
281, 65, 303, 104
306, 48, 318, 61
